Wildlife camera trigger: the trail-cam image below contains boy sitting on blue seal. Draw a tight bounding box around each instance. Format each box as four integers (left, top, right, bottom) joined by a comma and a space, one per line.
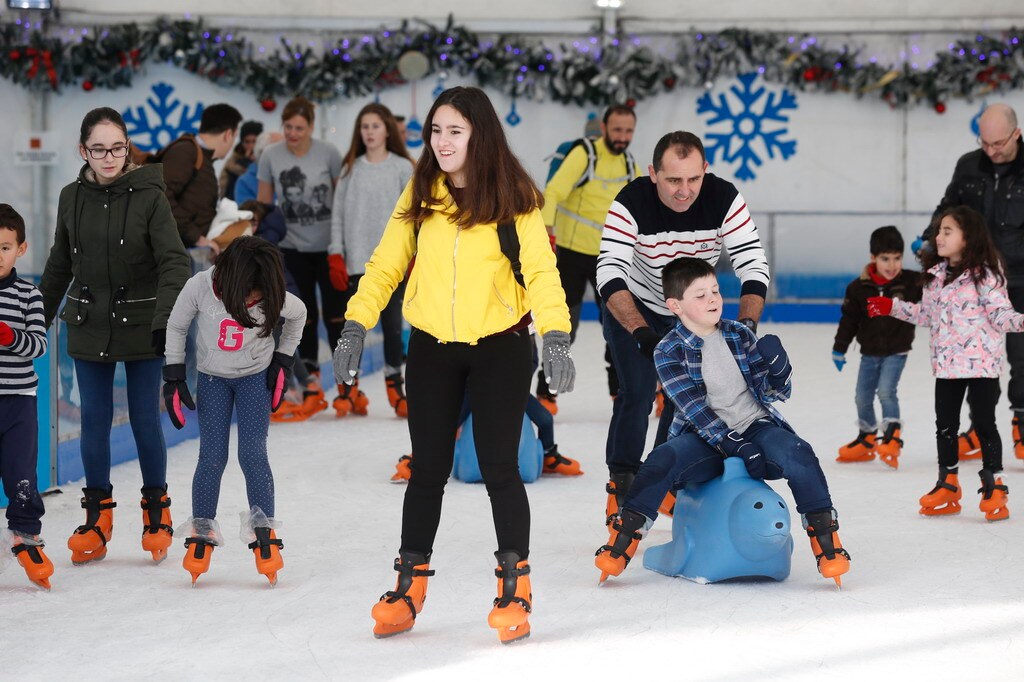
595, 257, 851, 587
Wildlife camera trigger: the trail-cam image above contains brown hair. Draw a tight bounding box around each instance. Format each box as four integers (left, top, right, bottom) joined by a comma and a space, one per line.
341, 103, 413, 177
653, 131, 706, 170
212, 236, 286, 338
922, 205, 1007, 287
400, 87, 542, 227
281, 96, 315, 126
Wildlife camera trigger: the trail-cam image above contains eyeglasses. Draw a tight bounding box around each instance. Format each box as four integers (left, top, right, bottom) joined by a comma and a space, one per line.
976, 132, 1016, 151
85, 145, 130, 160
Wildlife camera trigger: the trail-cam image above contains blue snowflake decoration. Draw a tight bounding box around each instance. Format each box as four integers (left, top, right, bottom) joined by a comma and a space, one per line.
697, 73, 798, 181
123, 82, 205, 152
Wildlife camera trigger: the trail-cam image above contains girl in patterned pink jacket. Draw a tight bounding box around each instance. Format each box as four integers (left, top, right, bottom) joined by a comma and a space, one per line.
868, 206, 1024, 521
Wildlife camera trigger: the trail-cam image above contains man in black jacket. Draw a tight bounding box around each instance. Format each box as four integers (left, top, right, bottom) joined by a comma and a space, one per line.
932, 103, 1024, 458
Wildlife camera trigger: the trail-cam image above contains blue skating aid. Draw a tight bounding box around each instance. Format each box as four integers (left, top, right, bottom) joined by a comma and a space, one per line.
452, 415, 544, 483
642, 457, 793, 583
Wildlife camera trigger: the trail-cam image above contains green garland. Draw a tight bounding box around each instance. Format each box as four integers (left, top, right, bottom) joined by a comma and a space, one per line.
1, 15, 1022, 111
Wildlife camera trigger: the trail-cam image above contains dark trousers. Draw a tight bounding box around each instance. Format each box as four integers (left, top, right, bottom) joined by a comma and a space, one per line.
935, 377, 1002, 471
1006, 286, 1024, 414
402, 327, 533, 558
457, 393, 555, 451
0, 395, 45, 535
193, 372, 274, 519
282, 249, 347, 371
344, 275, 406, 373
602, 296, 677, 474
75, 358, 166, 491
624, 419, 833, 519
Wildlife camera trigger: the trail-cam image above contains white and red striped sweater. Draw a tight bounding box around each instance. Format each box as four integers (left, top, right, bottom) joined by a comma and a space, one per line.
596, 174, 770, 316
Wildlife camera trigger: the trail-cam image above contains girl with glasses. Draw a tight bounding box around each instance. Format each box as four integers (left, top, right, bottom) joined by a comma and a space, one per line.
38, 107, 191, 566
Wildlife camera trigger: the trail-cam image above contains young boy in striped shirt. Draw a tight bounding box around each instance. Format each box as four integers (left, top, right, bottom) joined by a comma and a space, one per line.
595, 257, 850, 587
0, 203, 52, 589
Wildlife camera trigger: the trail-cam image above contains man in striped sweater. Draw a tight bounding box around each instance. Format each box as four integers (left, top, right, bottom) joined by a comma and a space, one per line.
596, 131, 770, 519
0, 204, 52, 589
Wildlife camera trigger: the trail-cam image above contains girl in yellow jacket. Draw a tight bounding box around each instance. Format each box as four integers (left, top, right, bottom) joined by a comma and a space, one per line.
333, 87, 574, 644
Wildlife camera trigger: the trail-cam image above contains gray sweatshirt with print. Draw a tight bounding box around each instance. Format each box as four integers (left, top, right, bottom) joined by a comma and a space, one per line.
165, 268, 306, 379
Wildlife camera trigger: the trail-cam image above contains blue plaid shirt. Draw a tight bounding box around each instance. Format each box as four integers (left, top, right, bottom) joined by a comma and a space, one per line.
654, 318, 792, 446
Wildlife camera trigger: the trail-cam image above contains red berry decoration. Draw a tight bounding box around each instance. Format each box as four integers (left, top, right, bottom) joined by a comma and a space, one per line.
934, 102, 946, 114
664, 77, 676, 89
82, 80, 94, 92
803, 67, 819, 82
625, 98, 636, 108
9, 50, 21, 60
260, 98, 277, 112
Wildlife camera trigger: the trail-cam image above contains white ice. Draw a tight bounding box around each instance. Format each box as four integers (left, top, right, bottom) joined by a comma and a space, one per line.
3, 321, 1022, 681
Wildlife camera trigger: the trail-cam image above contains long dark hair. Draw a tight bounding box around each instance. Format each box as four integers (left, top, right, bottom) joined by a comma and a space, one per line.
922, 205, 1006, 286
399, 86, 542, 227
211, 237, 286, 338
79, 107, 131, 174
341, 103, 412, 177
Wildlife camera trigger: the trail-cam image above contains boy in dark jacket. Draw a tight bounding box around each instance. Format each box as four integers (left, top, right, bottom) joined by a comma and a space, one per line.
833, 226, 922, 468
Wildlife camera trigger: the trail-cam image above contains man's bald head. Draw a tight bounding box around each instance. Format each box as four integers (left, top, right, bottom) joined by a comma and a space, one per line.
978, 103, 1020, 164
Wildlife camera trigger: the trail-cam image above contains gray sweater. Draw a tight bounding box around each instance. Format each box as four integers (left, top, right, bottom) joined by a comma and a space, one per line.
700, 328, 768, 434
328, 153, 413, 274
165, 268, 306, 379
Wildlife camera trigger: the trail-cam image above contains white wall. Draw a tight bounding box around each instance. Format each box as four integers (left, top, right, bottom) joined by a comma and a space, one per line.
3, 16, 1023, 282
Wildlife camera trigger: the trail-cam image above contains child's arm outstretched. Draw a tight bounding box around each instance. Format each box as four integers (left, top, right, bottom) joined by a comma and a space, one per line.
868, 293, 931, 327
978, 272, 1024, 333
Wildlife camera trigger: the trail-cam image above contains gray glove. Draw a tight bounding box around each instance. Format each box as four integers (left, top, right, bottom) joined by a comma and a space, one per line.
541, 330, 575, 394
332, 321, 366, 386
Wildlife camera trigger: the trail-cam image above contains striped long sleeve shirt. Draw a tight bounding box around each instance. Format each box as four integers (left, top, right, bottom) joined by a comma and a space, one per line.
596, 175, 770, 316
0, 268, 48, 395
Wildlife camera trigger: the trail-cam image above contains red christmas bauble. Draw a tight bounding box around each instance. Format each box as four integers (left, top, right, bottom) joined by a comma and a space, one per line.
663, 77, 676, 89
260, 99, 277, 112
934, 102, 946, 114
803, 67, 818, 82
625, 98, 636, 108
9, 50, 21, 60
82, 80, 94, 92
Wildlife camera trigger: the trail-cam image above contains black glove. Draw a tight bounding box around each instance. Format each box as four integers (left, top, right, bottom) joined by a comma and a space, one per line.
756, 334, 791, 389
151, 329, 166, 357
162, 363, 195, 430
267, 351, 295, 412
632, 327, 662, 360
719, 429, 767, 480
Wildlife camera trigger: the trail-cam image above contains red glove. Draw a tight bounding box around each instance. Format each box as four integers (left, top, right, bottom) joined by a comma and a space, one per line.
328, 254, 349, 292
548, 233, 557, 254
0, 321, 13, 347
867, 296, 893, 317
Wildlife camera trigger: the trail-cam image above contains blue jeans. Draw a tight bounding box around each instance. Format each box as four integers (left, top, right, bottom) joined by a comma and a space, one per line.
75, 358, 166, 492
624, 419, 834, 519
193, 372, 274, 519
603, 297, 677, 474
855, 354, 907, 431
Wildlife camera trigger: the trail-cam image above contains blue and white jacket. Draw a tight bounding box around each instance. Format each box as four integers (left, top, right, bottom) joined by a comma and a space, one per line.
654, 318, 791, 445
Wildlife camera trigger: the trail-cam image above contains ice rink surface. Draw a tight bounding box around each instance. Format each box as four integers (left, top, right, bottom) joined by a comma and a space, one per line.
3, 321, 1022, 681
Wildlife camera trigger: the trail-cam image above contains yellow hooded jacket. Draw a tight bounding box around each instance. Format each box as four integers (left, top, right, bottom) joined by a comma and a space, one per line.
345, 179, 571, 344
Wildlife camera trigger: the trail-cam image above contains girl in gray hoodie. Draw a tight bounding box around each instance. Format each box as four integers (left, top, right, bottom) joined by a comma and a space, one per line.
162, 237, 306, 586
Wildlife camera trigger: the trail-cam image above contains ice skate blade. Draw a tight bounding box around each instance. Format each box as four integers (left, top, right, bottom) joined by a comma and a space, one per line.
833, 577, 842, 590
264, 573, 278, 586
959, 451, 982, 460
919, 503, 961, 516
149, 549, 168, 563
70, 549, 107, 566
497, 624, 531, 645
984, 508, 1009, 522
372, 622, 414, 639
835, 454, 876, 463
389, 477, 409, 484
598, 571, 610, 585
879, 455, 899, 469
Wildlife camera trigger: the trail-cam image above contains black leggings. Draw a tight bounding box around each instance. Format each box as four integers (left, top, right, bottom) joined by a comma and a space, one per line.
935, 377, 1002, 471
282, 249, 347, 369
402, 327, 533, 558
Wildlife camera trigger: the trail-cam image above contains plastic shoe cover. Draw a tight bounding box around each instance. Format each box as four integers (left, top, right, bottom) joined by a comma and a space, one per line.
239, 506, 280, 545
